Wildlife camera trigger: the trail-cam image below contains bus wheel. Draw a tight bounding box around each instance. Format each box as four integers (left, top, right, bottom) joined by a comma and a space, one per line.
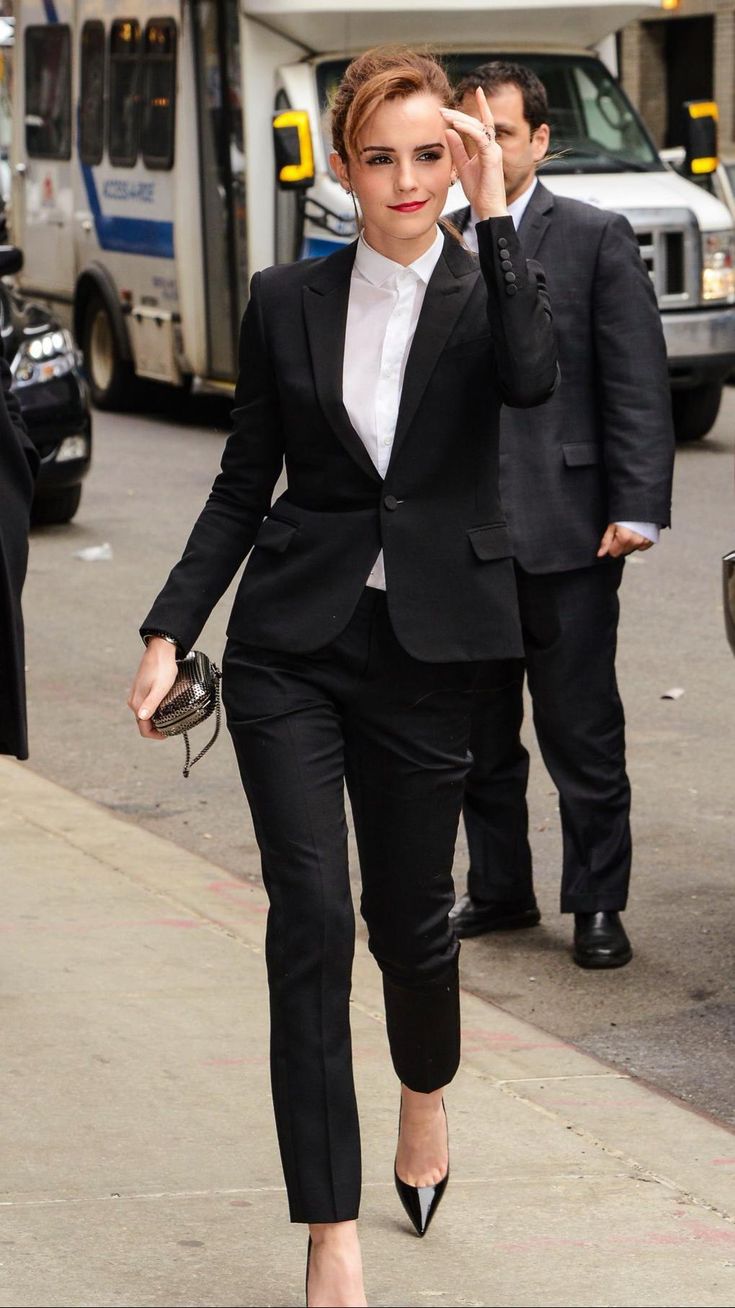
83, 294, 136, 410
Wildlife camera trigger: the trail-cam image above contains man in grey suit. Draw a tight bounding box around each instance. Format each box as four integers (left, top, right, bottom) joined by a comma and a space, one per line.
449, 62, 675, 967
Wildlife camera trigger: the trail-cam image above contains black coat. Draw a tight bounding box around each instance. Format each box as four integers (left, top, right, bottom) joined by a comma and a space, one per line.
452, 182, 674, 573
0, 357, 37, 758
143, 216, 558, 663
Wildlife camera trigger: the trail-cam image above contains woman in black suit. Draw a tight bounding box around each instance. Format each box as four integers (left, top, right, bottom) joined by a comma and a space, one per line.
129, 47, 556, 1306
0, 357, 38, 760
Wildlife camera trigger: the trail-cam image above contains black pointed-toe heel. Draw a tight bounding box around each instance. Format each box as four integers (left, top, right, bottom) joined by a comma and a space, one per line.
394, 1102, 449, 1237
305, 1235, 312, 1307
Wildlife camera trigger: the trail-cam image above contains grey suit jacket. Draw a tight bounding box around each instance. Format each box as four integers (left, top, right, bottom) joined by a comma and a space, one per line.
453, 182, 674, 573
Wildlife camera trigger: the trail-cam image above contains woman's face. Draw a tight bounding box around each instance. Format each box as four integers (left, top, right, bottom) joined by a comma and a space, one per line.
331, 92, 453, 261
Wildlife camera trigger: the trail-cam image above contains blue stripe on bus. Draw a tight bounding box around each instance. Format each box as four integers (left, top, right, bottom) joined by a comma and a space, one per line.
80, 162, 174, 259
42, 1, 59, 21
300, 236, 347, 259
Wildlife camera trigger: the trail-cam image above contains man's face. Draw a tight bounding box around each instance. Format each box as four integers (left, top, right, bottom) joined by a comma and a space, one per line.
459, 83, 549, 202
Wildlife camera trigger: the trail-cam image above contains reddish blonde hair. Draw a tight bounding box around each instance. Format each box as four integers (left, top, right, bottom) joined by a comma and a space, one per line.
330, 46, 453, 162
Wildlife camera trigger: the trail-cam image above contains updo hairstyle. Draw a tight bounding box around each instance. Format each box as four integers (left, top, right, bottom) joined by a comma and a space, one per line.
330, 47, 453, 163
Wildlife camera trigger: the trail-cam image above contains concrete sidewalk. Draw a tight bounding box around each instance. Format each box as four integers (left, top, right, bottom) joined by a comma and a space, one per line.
1, 758, 734, 1308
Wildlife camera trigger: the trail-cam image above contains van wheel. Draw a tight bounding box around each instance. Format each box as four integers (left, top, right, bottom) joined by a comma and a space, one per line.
32, 484, 82, 526
671, 382, 722, 442
82, 293, 137, 410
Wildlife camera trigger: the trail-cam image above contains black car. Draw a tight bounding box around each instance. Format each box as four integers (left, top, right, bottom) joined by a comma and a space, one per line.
0, 246, 92, 525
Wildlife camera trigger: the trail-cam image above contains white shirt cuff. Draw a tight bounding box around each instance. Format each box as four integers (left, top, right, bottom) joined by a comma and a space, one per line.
616, 521, 660, 544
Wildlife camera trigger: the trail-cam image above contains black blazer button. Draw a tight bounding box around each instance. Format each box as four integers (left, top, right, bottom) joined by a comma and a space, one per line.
384, 494, 399, 511
506, 284, 518, 296
497, 237, 509, 249
504, 271, 517, 283
501, 259, 513, 271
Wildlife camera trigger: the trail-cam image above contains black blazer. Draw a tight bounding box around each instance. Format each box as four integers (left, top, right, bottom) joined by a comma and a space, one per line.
142, 216, 557, 663
453, 183, 674, 573
0, 357, 37, 758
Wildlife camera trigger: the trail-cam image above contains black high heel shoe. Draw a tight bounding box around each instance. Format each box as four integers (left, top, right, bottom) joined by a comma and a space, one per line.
394, 1100, 449, 1237
305, 1235, 312, 1307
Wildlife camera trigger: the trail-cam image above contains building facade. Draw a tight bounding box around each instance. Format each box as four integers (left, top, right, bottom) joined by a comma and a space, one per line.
620, 1, 735, 153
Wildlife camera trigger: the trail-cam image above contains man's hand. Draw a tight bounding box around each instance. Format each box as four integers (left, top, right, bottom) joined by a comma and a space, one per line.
597, 523, 654, 559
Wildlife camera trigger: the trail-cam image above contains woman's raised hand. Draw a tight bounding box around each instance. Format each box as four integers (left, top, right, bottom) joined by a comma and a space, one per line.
127, 638, 179, 739
440, 88, 508, 221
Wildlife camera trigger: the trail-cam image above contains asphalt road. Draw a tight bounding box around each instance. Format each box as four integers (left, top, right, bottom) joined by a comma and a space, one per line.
21, 385, 735, 1126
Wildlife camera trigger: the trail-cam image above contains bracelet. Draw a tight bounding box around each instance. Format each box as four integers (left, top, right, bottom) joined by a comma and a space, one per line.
143, 630, 180, 653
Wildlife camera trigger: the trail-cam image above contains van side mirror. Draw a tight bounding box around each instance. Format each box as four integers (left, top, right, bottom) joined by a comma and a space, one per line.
273, 110, 315, 190
0, 245, 23, 277
682, 100, 718, 177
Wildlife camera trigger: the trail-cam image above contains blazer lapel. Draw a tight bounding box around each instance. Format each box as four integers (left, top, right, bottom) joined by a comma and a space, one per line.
518, 180, 554, 259
302, 243, 381, 484
389, 234, 480, 466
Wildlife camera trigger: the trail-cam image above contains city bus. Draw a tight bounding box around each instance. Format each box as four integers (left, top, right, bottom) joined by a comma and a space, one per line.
11, 0, 735, 440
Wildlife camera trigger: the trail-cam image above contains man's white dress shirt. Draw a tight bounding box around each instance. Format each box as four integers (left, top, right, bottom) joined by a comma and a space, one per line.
465, 178, 658, 546
343, 226, 445, 590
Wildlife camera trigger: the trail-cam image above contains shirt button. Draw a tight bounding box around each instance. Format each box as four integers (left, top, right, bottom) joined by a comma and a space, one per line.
384, 494, 399, 511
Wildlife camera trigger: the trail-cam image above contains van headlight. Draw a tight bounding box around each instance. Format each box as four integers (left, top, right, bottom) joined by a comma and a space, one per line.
11, 329, 80, 387
702, 231, 735, 303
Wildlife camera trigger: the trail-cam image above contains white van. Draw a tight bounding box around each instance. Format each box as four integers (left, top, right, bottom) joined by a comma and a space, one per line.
11, 0, 735, 440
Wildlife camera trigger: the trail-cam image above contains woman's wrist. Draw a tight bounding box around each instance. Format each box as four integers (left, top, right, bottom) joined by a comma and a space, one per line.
474, 207, 510, 222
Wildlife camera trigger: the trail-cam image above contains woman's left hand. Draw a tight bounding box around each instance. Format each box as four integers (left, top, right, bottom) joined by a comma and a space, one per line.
440, 88, 508, 221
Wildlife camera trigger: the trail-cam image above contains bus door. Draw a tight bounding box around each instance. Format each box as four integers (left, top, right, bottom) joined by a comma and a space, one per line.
15, 17, 76, 297
191, 0, 247, 381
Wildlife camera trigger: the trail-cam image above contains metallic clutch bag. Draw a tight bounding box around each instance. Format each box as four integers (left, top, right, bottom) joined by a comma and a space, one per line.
152, 650, 222, 778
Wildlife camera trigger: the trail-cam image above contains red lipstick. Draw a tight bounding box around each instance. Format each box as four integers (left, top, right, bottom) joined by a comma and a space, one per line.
388, 200, 428, 213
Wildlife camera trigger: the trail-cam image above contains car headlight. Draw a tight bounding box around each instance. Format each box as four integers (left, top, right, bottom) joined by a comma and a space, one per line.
11, 328, 80, 387
702, 231, 735, 303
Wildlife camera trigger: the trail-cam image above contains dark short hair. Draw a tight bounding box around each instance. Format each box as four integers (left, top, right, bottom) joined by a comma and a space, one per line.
454, 61, 549, 135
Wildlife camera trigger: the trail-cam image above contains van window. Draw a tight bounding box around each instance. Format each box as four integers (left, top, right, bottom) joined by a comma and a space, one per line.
109, 18, 142, 167
24, 25, 72, 159
142, 19, 177, 169
79, 21, 105, 165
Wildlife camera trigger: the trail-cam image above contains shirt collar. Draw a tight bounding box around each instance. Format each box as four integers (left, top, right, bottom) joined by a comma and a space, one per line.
354, 225, 444, 288
507, 176, 538, 229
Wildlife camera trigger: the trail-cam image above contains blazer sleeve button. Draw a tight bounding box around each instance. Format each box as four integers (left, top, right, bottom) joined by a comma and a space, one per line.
506, 284, 518, 296
383, 494, 399, 511
501, 259, 513, 271
497, 237, 509, 249
504, 271, 517, 283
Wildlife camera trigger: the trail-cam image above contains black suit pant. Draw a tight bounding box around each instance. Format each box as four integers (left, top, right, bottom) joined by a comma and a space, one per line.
464, 558, 631, 913
223, 590, 480, 1223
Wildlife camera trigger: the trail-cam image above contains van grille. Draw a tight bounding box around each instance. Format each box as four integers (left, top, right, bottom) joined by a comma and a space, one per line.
626, 208, 698, 308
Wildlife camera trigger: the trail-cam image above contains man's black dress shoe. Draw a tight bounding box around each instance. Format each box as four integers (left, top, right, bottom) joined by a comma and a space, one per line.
573, 911, 632, 969
449, 893, 541, 939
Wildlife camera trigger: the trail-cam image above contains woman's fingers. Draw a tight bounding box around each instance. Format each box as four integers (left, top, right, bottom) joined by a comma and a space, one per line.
444, 126, 470, 174
128, 649, 179, 739
440, 106, 493, 148
475, 86, 496, 133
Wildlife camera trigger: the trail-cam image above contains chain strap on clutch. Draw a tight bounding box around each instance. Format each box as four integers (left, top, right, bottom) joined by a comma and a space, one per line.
151, 650, 222, 778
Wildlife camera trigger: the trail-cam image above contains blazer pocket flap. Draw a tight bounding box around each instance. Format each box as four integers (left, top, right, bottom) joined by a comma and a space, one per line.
468, 523, 513, 561
253, 516, 298, 553
563, 441, 600, 468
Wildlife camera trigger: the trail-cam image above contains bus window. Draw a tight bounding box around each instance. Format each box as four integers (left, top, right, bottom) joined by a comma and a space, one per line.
79, 21, 105, 166
109, 19, 141, 167
24, 25, 71, 159
142, 19, 176, 169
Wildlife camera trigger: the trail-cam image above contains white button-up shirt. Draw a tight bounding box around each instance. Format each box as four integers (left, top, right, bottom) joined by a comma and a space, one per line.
465, 178, 658, 546
343, 226, 445, 590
